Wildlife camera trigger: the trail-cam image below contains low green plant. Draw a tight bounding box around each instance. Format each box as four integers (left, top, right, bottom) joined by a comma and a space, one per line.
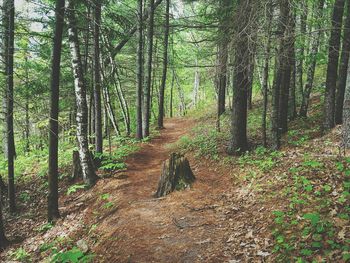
51, 247, 94, 263
67, 184, 86, 195
10, 247, 31, 262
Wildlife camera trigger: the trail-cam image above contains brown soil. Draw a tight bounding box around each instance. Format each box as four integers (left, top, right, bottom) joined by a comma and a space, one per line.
1, 117, 274, 262
87, 117, 273, 262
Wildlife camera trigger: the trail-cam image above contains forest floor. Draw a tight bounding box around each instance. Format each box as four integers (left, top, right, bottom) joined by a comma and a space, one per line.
1, 95, 350, 262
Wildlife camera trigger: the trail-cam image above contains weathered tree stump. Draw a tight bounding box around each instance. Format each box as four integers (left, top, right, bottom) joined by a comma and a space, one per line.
156, 153, 195, 197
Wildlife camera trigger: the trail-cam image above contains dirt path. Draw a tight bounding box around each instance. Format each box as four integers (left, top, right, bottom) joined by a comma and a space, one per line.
89, 118, 238, 263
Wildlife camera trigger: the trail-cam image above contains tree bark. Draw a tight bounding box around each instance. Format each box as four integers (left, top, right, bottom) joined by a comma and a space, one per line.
262, 2, 273, 147
143, 0, 155, 138
335, 0, 350, 124
67, 0, 98, 186
228, 0, 253, 154
158, 0, 170, 129
156, 153, 195, 198
93, 0, 103, 153
3, 0, 16, 213
324, 0, 346, 131
216, 0, 230, 119
271, 0, 290, 150
48, 0, 66, 222
342, 57, 350, 148
136, 0, 144, 140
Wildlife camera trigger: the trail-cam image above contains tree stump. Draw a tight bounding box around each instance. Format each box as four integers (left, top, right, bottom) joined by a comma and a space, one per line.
156, 153, 195, 197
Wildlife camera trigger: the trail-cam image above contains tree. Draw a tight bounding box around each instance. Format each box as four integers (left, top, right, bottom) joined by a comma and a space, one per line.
158, 0, 170, 129
216, 0, 230, 120
136, 0, 144, 140
228, 0, 254, 154
142, 0, 155, 138
335, 0, 350, 124
3, 0, 16, 213
323, 0, 345, 131
67, 0, 98, 186
93, 0, 103, 153
48, 0, 66, 222
342, 52, 350, 148
271, 0, 290, 150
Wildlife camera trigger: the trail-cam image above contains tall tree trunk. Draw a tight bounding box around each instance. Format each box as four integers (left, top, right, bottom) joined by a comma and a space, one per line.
48, 0, 65, 222
336, 0, 350, 124
299, 0, 325, 117
262, 2, 273, 147
158, 0, 170, 129
136, 0, 144, 140
296, 0, 308, 106
3, 0, 16, 213
142, 0, 155, 138
93, 0, 103, 153
271, 0, 290, 150
324, 0, 346, 131
278, 2, 294, 135
228, 0, 253, 154
289, 11, 297, 120
67, 0, 98, 186
216, 0, 230, 120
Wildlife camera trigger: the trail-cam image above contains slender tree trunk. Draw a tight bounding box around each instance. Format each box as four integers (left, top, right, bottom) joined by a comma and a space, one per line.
142, 0, 155, 138
296, 0, 308, 106
299, 0, 325, 117
4, 0, 16, 213
336, 1, 350, 124
93, 0, 103, 153
136, 0, 144, 140
67, 0, 98, 186
170, 70, 174, 118
48, 0, 66, 222
324, 0, 346, 131
158, 0, 170, 129
289, 11, 297, 120
262, 2, 273, 147
216, 0, 230, 120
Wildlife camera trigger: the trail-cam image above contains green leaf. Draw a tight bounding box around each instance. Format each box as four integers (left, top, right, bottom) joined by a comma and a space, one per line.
303, 213, 320, 226
300, 249, 313, 256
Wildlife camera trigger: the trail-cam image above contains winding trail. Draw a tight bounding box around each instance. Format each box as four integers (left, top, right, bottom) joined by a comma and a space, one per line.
91, 118, 234, 263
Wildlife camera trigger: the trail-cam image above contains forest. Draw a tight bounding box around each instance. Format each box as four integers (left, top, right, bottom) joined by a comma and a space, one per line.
1, 0, 350, 262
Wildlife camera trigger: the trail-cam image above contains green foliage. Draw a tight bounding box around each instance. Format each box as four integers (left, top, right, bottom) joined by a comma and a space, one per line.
10, 248, 31, 262
51, 247, 94, 263
272, 156, 350, 261
37, 222, 54, 233
238, 147, 282, 172
174, 125, 225, 160
67, 184, 86, 195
